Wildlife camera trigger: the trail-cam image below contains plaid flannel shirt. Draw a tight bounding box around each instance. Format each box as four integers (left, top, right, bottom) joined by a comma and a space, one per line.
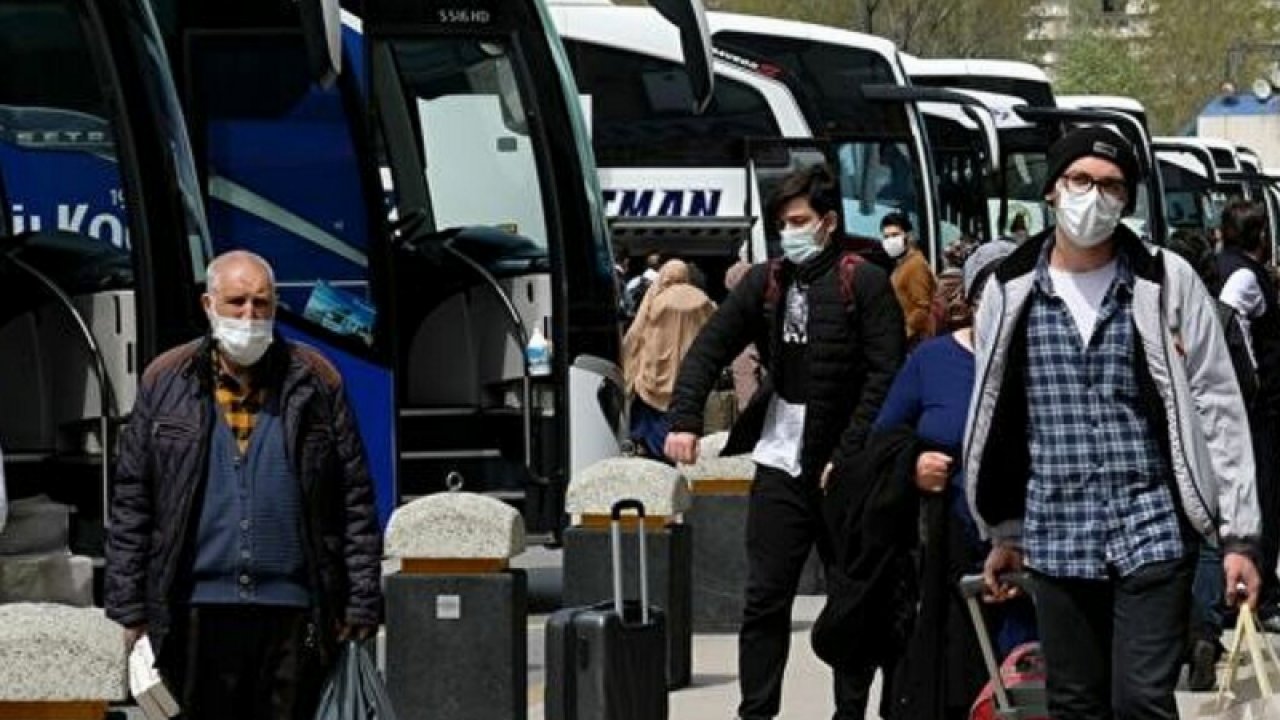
1022, 245, 1186, 579
214, 359, 265, 455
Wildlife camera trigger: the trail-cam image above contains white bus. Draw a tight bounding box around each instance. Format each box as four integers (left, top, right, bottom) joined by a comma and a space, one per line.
550, 2, 959, 270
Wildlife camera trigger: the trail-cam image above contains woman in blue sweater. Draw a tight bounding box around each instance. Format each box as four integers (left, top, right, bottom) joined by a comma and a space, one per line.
874, 240, 1035, 720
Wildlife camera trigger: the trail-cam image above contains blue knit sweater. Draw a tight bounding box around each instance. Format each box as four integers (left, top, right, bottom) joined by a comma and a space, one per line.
190, 402, 309, 607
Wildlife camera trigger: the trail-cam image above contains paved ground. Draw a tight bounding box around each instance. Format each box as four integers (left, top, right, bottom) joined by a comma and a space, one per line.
526, 594, 862, 720
511, 547, 1260, 720
111, 548, 1266, 718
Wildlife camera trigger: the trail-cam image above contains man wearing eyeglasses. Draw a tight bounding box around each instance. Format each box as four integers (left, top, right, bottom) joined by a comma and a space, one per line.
963, 126, 1262, 719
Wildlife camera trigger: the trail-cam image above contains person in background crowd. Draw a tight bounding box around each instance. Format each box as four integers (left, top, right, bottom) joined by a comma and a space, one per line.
623, 259, 715, 459
623, 252, 663, 322
664, 164, 904, 720
1165, 228, 1255, 690
725, 260, 762, 411
966, 127, 1261, 720
881, 213, 937, 350
874, 240, 1035, 719
933, 237, 979, 335
105, 251, 383, 720
1215, 199, 1280, 629
1008, 213, 1030, 244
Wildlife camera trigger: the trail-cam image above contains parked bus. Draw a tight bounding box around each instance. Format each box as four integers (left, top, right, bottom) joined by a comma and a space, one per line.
550, 2, 972, 272
0, 0, 213, 560
153, 0, 713, 535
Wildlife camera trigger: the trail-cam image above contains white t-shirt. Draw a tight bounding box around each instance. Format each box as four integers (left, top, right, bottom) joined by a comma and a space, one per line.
752, 395, 806, 478
1048, 259, 1118, 346
1220, 267, 1265, 367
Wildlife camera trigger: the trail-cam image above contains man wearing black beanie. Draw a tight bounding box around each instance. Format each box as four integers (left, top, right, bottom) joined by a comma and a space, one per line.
964, 126, 1262, 719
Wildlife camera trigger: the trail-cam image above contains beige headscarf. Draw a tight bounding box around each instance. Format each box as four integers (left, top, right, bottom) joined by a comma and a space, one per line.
623, 260, 715, 411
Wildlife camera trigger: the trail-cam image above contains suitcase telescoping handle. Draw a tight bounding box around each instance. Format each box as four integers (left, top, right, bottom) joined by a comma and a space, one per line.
959, 572, 1032, 716
610, 499, 649, 625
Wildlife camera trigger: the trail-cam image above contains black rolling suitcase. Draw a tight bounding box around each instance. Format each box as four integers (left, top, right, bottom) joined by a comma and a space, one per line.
545, 499, 668, 720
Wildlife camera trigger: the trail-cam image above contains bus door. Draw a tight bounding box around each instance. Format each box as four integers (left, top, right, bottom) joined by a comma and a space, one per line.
0, 0, 208, 563
361, 0, 627, 535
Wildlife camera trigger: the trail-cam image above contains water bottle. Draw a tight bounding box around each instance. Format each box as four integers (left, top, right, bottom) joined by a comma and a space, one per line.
526, 322, 552, 377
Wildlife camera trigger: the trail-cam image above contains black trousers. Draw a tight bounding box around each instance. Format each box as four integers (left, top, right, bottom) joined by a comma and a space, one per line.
163, 605, 327, 720
1031, 556, 1194, 720
738, 464, 872, 720
1251, 409, 1280, 604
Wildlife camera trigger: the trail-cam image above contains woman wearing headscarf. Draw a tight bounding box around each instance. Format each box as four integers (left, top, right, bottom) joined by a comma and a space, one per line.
623, 259, 715, 459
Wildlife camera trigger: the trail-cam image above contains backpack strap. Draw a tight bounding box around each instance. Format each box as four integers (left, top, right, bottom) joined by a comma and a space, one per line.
838, 252, 865, 312
766, 252, 863, 311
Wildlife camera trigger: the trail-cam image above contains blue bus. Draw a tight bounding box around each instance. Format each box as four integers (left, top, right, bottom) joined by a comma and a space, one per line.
151, 0, 713, 535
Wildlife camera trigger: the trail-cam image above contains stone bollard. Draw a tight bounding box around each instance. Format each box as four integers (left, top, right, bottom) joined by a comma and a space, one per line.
384, 493, 527, 720
0, 604, 125, 719
563, 457, 693, 689
679, 432, 755, 633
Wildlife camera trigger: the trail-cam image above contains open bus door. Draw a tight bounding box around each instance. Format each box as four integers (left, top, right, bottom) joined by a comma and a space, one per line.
861, 84, 1001, 266
165, 0, 729, 535
1155, 143, 1220, 238
0, 0, 209, 576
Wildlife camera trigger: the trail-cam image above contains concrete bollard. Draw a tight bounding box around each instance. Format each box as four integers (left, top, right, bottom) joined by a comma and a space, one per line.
0, 603, 125, 719
680, 432, 754, 633
384, 493, 527, 720
563, 457, 693, 689
0, 553, 94, 606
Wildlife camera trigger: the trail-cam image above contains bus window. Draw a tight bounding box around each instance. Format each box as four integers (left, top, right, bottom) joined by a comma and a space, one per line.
186, 32, 377, 344
989, 150, 1051, 239
564, 39, 779, 168
836, 140, 921, 241
0, 2, 131, 252
387, 37, 549, 252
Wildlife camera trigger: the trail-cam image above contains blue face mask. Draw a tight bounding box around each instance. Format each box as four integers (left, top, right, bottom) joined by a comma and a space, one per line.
779, 221, 823, 264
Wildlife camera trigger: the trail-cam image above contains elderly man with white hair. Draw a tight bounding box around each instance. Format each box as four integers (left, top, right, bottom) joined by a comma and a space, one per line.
105, 250, 383, 720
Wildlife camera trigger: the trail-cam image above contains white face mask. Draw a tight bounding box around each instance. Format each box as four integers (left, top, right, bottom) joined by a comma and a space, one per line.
208, 312, 273, 367
1055, 184, 1124, 249
882, 233, 908, 259
779, 221, 824, 265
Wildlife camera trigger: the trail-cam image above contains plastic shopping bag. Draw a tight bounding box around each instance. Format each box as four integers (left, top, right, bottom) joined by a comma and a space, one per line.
128, 635, 179, 720
1193, 603, 1280, 719
313, 641, 398, 720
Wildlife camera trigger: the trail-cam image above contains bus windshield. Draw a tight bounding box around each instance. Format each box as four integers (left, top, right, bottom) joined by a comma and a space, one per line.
712, 30, 928, 248
0, 2, 131, 251
386, 36, 551, 253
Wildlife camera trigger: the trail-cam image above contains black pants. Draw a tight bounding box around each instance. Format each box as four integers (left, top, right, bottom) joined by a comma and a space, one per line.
738, 464, 870, 720
1031, 556, 1194, 720
163, 605, 327, 720
1251, 409, 1280, 605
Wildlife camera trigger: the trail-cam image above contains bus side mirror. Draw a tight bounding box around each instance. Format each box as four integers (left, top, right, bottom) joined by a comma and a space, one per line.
298, 0, 342, 87
649, 0, 714, 113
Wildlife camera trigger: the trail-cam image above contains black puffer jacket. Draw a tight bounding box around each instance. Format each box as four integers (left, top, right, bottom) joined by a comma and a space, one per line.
668, 245, 905, 474
105, 336, 383, 664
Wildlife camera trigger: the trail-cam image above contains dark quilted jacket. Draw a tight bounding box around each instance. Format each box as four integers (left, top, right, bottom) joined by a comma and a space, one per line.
104, 335, 383, 664
667, 245, 905, 474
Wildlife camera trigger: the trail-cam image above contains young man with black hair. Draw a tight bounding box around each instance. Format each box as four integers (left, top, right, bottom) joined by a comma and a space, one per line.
881, 212, 937, 349
665, 164, 904, 720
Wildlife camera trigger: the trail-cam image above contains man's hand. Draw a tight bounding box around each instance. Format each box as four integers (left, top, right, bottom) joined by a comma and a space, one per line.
982, 543, 1024, 603
664, 432, 700, 465
123, 625, 147, 652
1223, 551, 1261, 609
338, 622, 377, 642
914, 451, 952, 494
